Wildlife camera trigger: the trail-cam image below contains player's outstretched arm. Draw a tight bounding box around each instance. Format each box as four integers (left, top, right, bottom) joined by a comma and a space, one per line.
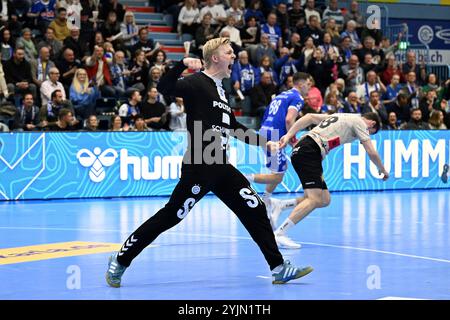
279, 113, 329, 148
157, 58, 202, 97
361, 139, 389, 181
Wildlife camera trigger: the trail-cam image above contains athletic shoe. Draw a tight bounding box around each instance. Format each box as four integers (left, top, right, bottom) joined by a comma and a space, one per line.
272, 260, 313, 284
441, 164, 449, 183
268, 198, 283, 230
106, 253, 127, 288
275, 234, 302, 249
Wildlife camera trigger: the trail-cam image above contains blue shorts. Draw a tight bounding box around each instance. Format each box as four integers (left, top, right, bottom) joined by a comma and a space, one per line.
260, 126, 287, 174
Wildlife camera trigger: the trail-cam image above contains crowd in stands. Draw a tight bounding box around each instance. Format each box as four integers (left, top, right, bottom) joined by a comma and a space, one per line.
0, 0, 449, 133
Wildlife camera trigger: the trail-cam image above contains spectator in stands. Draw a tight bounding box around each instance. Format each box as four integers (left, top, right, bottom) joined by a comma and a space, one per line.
356, 70, 386, 104
40, 67, 65, 107
16, 28, 38, 62
288, 0, 305, 31
37, 27, 63, 62
0, 61, 9, 102
299, 15, 323, 47
324, 18, 341, 45
109, 114, 129, 132
428, 110, 447, 130
110, 51, 131, 98
63, 26, 89, 61
128, 49, 149, 94
300, 36, 315, 69
168, 97, 187, 131
343, 91, 362, 113
324, 78, 345, 104
421, 73, 441, 95
380, 36, 399, 59
132, 27, 157, 61
226, 0, 245, 29
255, 33, 277, 65
286, 32, 303, 60
383, 112, 399, 130
380, 55, 404, 85
240, 16, 261, 50
13, 93, 41, 131
362, 90, 387, 124
360, 52, 383, 75
337, 36, 352, 65
249, 71, 277, 118
6, 12, 23, 40
307, 48, 335, 96
275, 46, 304, 86
132, 114, 149, 132
321, 91, 344, 114
178, 0, 200, 37
85, 45, 116, 98
221, 16, 242, 47
31, 46, 55, 90
195, 13, 220, 54
150, 49, 170, 75
49, 7, 70, 41
244, 0, 265, 24
305, 76, 323, 113
101, 11, 122, 49
322, 0, 344, 30
55, 47, 80, 95
40, 89, 76, 126
28, 0, 57, 33
340, 20, 361, 51
401, 71, 421, 109
339, 54, 364, 94
45, 107, 76, 131
231, 50, 258, 99
419, 89, 438, 122
100, 0, 125, 22
83, 114, 99, 131
70, 68, 99, 119
344, 1, 364, 30
401, 51, 426, 84
148, 67, 165, 103
0, 29, 15, 64
4, 47, 37, 100
401, 108, 429, 130
278, 74, 294, 92
256, 55, 279, 86
120, 11, 139, 50
141, 87, 167, 131
90, 31, 105, 54
199, 0, 227, 28
118, 89, 141, 123
319, 32, 339, 61
80, 9, 98, 49
382, 74, 402, 109
275, 3, 290, 43
386, 92, 412, 125
304, 0, 321, 25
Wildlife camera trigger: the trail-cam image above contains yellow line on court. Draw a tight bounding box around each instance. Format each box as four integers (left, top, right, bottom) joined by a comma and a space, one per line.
0, 241, 122, 265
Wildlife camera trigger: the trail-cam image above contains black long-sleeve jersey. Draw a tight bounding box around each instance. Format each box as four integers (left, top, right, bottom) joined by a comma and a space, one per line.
158, 61, 265, 166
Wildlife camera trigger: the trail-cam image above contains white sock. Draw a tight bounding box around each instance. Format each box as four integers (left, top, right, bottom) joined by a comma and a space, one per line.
275, 218, 295, 236
262, 192, 272, 206
282, 199, 298, 209
272, 264, 283, 273
244, 174, 255, 182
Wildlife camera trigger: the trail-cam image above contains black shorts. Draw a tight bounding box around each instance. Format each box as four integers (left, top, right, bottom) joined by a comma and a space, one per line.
291, 136, 328, 190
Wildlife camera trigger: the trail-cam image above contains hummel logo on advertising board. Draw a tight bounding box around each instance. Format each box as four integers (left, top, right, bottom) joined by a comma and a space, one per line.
77, 148, 118, 183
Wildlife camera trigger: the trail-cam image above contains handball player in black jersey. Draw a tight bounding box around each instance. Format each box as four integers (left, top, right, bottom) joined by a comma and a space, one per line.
106, 38, 313, 287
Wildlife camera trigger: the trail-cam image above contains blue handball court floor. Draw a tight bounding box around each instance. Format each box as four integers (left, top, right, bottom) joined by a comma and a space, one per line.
0, 189, 449, 300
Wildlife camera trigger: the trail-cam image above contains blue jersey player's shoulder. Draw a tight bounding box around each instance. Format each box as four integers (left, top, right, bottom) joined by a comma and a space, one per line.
285, 88, 304, 112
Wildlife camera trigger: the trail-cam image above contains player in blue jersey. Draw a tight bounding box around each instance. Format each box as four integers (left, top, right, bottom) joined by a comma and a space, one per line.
245, 72, 312, 249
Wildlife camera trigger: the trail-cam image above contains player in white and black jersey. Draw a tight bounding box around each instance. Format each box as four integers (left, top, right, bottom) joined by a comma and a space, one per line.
267, 112, 389, 249
106, 38, 313, 287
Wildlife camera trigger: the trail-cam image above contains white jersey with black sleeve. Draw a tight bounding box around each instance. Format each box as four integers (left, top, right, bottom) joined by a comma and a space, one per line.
305, 113, 371, 159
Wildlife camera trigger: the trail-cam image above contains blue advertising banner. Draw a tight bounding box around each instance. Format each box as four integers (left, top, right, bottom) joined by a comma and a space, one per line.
391, 18, 450, 65
0, 131, 449, 201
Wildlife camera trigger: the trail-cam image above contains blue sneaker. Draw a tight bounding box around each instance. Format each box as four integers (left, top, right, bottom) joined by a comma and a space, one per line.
106, 253, 127, 288
272, 260, 313, 284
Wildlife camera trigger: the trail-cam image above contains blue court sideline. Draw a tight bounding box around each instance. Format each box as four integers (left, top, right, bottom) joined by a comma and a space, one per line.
0, 189, 449, 300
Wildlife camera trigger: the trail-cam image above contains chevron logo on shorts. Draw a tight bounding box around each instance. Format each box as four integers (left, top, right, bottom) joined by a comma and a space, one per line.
118, 235, 138, 256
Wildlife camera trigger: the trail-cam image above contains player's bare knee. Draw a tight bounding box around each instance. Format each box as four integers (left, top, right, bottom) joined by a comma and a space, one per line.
272, 173, 284, 184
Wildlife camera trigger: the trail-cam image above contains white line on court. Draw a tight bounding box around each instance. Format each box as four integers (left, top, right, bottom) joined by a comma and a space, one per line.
1, 226, 450, 264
